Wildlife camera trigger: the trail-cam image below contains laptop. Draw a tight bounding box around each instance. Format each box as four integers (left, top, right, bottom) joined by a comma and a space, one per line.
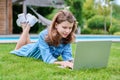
72, 40, 112, 70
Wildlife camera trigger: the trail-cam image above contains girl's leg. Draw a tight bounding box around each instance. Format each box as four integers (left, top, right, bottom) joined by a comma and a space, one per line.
26, 24, 31, 44
15, 23, 31, 50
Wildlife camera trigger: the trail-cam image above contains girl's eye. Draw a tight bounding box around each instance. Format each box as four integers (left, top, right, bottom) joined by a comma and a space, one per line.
62, 26, 67, 29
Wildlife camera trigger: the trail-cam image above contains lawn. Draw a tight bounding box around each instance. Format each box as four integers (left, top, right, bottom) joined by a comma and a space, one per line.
0, 43, 120, 80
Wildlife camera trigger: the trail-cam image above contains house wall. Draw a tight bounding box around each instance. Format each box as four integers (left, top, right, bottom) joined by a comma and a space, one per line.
0, 0, 12, 35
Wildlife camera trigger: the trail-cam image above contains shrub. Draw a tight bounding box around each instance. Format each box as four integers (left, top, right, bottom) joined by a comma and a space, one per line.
81, 28, 91, 34
109, 19, 120, 34
87, 15, 110, 31
91, 29, 108, 34
109, 24, 120, 34
114, 32, 120, 35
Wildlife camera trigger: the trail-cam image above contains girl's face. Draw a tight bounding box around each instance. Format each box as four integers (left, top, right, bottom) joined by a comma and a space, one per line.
55, 21, 74, 38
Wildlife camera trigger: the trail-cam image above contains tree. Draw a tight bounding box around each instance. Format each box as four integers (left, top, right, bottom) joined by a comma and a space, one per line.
83, 0, 96, 20
94, 0, 111, 33
65, 0, 84, 27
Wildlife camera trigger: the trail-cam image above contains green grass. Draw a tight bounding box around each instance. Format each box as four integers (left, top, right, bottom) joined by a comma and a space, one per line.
0, 43, 120, 80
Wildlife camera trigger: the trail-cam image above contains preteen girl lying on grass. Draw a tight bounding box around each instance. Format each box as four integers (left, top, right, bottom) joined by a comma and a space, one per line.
10, 10, 77, 69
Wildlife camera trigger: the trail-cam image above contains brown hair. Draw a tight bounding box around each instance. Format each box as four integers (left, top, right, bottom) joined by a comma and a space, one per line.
45, 10, 77, 46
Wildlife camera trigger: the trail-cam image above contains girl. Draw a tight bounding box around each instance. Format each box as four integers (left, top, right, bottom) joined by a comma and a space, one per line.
10, 10, 77, 69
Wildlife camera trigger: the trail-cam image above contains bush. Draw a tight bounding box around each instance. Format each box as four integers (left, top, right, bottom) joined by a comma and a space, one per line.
114, 32, 120, 35
81, 28, 108, 34
87, 15, 110, 31
91, 29, 108, 34
81, 28, 91, 34
109, 24, 120, 34
109, 19, 120, 34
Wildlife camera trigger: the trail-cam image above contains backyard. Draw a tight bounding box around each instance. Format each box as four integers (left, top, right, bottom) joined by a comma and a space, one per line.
0, 43, 120, 80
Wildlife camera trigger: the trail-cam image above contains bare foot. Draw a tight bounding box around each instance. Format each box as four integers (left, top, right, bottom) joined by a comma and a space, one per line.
21, 22, 28, 30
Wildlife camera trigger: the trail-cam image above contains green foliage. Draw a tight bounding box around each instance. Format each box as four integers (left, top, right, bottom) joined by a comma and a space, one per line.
114, 32, 120, 35
46, 9, 61, 20
82, 0, 96, 20
65, 0, 84, 26
112, 4, 120, 20
109, 24, 120, 34
108, 17, 120, 34
81, 28, 91, 34
83, 14, 120, 34
35, 23, 46, 34
87, 15, 110, 31
94, 0, 111, 16
81, 28, 109, 34
92, 29, 109, 34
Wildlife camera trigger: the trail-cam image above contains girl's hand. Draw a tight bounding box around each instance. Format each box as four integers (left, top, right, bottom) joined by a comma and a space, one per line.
54, 61, 73, 69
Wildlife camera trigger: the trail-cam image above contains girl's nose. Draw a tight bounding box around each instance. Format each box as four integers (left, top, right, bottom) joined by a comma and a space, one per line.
65, 29, 70, 33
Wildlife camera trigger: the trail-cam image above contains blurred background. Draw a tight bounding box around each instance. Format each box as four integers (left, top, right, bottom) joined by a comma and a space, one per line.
0, 0, 120, 35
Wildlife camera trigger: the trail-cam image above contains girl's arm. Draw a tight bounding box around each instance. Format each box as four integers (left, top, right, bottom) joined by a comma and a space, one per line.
38, 30, 57, 63
61, 44, 73, 62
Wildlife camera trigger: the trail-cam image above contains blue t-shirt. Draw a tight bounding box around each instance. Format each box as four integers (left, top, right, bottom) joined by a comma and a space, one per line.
10, 29, 73, 63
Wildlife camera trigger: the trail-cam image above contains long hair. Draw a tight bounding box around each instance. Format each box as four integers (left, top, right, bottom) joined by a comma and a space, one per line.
45, 10, 77, 46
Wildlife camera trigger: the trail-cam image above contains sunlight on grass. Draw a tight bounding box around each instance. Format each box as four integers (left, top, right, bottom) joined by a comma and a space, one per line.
0, 43, 120, 80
